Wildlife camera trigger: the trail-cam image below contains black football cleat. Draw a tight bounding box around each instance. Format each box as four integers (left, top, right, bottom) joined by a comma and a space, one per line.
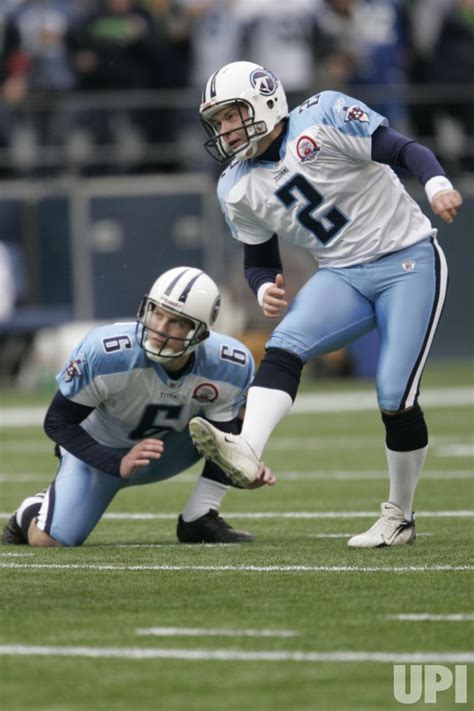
2, 513, 27, 545
1, 489, 47, 545
177, 509, 253, 544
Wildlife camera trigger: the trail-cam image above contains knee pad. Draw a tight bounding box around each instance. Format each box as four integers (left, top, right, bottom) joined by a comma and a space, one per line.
253, 348, 304, 402
381, 404, 428, 452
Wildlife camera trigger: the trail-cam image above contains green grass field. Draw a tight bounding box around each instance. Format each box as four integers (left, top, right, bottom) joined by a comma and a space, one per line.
1, 361, 473, 710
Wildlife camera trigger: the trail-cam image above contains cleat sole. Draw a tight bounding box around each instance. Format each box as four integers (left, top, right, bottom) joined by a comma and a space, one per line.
189, 420, 253, 488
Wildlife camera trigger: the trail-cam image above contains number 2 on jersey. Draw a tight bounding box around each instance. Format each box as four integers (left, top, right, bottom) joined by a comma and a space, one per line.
276, 174, 349, 244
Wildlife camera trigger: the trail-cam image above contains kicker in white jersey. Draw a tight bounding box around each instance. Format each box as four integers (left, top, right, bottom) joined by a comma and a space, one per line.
196, 60, 462, 547
217, 90, 436, 268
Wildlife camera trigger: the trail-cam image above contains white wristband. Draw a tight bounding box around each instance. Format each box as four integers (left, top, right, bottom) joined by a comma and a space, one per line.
257, 282, 274, 307
425, 176, 453, 203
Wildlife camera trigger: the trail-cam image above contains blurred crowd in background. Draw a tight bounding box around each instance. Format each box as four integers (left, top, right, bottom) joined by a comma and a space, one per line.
0, 0, 473, 383
0, 0, 473, 177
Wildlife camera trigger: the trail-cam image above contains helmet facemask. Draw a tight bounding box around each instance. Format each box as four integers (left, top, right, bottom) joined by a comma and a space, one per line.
200, 62, 289, 163
201, 99, 270, 163
136, 297, 209, 363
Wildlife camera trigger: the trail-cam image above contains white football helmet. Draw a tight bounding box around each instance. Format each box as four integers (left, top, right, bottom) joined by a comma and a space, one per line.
137, 267, 221, 362
200, 61, 288, 162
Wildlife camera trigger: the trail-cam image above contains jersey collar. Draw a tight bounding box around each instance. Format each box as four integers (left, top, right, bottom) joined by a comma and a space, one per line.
255, 119, 289, 164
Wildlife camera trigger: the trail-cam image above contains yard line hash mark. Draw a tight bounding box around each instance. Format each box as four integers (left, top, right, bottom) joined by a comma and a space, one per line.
135, 627, 298, 638
385, 614, 474, 622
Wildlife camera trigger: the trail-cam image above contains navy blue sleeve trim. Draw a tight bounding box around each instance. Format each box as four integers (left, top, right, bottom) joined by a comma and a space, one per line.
44, 390, 125, 477
371, 126, 446, 185
200, 417, 243, 487
243, 235, 283, 297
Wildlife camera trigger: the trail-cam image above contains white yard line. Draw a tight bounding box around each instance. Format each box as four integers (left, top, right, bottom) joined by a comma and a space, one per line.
310, 533, 366, 539
135, 627, 297, 638
385, 614, 474, 622
1, 470, 472, 484
435, 445, 474, 457
310, 533, 432, 538
0, 474, 51, 483
267, 438, 473, 454
0, 644, 472, 664
0, 552, 34, 557
0, 562, 473, 573
1, 510, 473, 521
69, 510, 474, 519
1, 387, 472, 428
291, 387, 474, 413
2, 436, 471, 453
0, 442, 53, 452
0, 408, 45, 427
279, 471, 474, 480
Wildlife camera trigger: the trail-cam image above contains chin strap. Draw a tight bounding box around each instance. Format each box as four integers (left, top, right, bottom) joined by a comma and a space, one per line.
236, 141, 259, 161
143, 339, 181, 362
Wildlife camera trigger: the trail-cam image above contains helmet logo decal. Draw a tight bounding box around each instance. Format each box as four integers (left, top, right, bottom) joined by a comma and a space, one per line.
296, 135, 320, 163
192, 383, 218, 403
250, 68, 278, 97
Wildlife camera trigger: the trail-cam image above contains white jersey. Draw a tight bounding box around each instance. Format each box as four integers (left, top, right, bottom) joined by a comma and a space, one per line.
217, 90, 436, 268
56, 322, 254, 449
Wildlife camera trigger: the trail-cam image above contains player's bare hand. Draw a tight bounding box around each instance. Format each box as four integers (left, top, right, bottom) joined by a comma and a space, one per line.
120, 438, 164, 478
246, 463, 276, 489
262, 274, 288, 318
431, 189, 462, 224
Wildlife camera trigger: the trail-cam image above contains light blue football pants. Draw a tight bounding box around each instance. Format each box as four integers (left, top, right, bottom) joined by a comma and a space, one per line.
36, 428, 201, 546
267, 238, 448, 411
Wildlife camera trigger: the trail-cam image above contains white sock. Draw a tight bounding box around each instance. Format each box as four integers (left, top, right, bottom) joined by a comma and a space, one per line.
241, 386, 293, 457
16, 494, 45, 527
181, 476, 229, 522
386, 445, 428, 520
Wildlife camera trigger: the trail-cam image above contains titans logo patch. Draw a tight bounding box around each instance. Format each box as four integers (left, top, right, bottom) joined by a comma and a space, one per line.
63, 359, 82, 382
344, 105, 369, 123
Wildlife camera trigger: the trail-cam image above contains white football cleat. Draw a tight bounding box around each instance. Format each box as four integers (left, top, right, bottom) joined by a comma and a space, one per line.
188, 417, 261, 488
347, 502, 416, 548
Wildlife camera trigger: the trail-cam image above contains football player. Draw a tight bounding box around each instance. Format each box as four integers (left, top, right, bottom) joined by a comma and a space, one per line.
189, 61, 463, 548
2, 266, 275, 547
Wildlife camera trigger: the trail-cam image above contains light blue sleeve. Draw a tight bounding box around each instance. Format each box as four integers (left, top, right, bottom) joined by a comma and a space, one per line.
56, 331, 103, 403
198, 334, 255, 420
55, 323, 139, 405
291, 90, 388, 139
